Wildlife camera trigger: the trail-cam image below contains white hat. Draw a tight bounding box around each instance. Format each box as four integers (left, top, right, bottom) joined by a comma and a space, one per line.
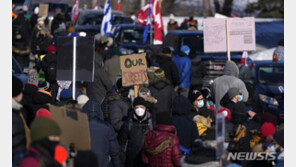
77, 95, 89, 107
170, 14, 175, 20
34, 7, 39, 14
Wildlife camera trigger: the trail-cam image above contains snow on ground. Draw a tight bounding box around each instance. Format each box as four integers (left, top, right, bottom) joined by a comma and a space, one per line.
249, 47, 276, 61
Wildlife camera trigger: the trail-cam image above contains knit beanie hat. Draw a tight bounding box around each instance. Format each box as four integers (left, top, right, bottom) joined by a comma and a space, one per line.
217, 108, 231, 123
74, 151, 98, 167
180, 45, 190, 56
156, 112, 173, 125
54, 145, 68, 164
12, 75, 23, 97
27, 69, 39, 86
260, 122, 276, 138
188, 89, 202, 104
273, 129, 284, 148
47, 45, 56, 53
36, 108, 52, 119
30, 117, 61, 142
77, 95, 89, 107
38, 81, 50, 91
228, 87, 241, 100
133, 97, 147, 107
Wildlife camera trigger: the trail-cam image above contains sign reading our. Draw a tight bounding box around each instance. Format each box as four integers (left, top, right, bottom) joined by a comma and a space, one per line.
203, 17, 256, 53
120, 53, 148, 86
38, 4, 49, 17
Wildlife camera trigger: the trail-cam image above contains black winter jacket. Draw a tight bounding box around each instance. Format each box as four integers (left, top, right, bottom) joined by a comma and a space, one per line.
81, 100, 121, 167
148, 78, 176, 115
156, 55, 180, 87
172, 95, 199, 149
190, 56, 206, 89
12, 99, 27, 156
107, 94, 132, 132
118, 112, 153, 167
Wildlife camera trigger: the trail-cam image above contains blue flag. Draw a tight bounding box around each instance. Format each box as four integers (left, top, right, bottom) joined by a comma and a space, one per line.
143, 0, 152, 44
101, 0, 113, 37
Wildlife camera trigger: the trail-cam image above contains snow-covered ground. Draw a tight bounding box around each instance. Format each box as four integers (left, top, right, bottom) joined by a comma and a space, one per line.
249, 47, 276, 61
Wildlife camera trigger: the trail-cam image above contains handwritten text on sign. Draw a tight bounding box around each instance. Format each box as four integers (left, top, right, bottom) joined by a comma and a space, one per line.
203, 17, 256, 53
120, 53, 148, 86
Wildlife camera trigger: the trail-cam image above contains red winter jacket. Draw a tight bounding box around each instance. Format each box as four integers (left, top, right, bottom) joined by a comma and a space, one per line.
142, 124, 182, 167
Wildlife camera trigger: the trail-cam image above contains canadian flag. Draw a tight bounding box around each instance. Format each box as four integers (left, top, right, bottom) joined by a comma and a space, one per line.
152, 0, 163, 45
137, 0, 163, 44
241, 51, 248, 65
137, 3, 150, 26
92, 2, 98, 10
116, 0, 121, 11
71, 0, 79, 22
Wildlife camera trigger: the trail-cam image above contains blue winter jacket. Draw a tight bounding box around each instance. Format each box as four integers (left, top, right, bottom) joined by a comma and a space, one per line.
81, 100, 121, 167
172, 53, 191, 88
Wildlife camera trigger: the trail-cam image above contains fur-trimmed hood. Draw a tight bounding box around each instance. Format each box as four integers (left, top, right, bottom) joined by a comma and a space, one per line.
12, 99, 22, 110
193, 115, 212, 128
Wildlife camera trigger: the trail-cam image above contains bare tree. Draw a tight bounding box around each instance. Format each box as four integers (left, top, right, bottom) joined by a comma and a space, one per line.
203, 0, 213, 17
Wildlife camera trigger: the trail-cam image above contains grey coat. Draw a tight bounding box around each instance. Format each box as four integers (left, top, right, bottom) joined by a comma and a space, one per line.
212, 61, 249, 110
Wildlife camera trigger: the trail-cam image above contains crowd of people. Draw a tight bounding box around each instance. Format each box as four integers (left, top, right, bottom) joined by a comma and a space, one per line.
12, 5, 284, 167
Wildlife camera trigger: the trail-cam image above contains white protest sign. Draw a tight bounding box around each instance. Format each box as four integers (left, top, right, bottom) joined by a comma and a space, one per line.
204, 17, 256, 53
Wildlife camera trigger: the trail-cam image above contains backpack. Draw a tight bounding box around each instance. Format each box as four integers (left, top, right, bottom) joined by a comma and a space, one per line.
227, 124, 246, 152
42, 54, 57, 83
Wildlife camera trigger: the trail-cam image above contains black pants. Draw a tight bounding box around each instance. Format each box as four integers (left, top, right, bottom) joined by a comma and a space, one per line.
13, 53, 30, 70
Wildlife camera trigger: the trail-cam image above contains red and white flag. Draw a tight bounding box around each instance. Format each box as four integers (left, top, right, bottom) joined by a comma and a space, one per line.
137, 3, 150, 26
92, 2, 98, 10
241, 51, 248, 65
71, 0, 79, 23
116, 0, 121, 11
152, 0, 163, 45
137, 0, 164, 44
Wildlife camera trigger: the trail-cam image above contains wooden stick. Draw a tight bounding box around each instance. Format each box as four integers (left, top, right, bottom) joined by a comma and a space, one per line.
134, 85, 139, 98
226, 18, 231, 61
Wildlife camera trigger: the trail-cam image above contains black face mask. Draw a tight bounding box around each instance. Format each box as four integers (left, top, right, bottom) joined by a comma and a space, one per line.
33, 138, 60, 157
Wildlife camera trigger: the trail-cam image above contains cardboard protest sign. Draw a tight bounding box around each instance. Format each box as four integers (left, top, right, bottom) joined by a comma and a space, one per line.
38, 4, 49, 17
56, 36, 95, 82
50, 104, 91, 151
120, 53, 148, 86
204, 17, 256, 53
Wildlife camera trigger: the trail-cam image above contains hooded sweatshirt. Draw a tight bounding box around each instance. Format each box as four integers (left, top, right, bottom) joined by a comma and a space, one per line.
172, 95, 199, 149
212, 61, 249, 109
81, 100, 121, 167
172, 51, 191, 89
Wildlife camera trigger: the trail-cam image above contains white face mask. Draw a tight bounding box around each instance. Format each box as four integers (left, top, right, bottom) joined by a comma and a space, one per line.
135, 108, 145, 117
197, 100, 204, 108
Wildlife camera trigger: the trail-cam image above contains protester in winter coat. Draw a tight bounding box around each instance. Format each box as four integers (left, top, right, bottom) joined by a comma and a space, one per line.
148, 69, 176, 117
51, 13, 65, 35
31, 90, 52, 117
156, 47, 180, 88
212, 60, 249, 110
12, 8, 32, 69
19, 117, 62, 167
30, 7, 39, 28
85, 52, 113, 104
31, 24, 51, 58
172, 95, 199, 151
167, 14, 179, 31
180, 18, 189, 30
21, 83, 39, 127
118, 97, 154, 167
108, 78, 132, 132
173, 45, 192, 97
104, 47, 121, 85
189, 48, 206, 91
142, 112, 182, 167
12, 76, 30, 167
81, 100, 121, 167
